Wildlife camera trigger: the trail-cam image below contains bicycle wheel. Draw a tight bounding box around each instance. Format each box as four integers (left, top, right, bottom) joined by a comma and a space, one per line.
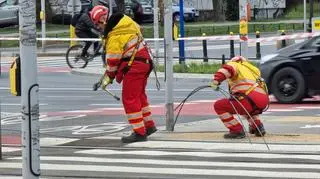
66, 44, 89, 68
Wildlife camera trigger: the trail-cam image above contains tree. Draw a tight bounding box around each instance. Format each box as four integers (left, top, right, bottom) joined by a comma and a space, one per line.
225, 0, 238, 21
158, 0, 164, 24
212, 0, 226, 21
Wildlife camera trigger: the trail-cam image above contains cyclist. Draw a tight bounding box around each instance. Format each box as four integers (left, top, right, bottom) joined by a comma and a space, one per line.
74, 6, 101, 58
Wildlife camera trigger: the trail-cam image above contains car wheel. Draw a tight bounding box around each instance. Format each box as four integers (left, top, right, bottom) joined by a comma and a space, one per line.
271, 67, 305, 104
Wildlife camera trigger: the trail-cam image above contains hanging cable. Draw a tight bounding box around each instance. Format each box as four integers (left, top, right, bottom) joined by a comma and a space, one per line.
173, 85, 211, 130
172, 84, 270, 151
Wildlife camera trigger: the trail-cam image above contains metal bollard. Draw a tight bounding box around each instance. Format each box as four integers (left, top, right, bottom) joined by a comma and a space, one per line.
281, 30, 286, 48
229, 32, 235, 58
202, 33, 208, 63
222, 54, 226, 65
256, 31, 261, 59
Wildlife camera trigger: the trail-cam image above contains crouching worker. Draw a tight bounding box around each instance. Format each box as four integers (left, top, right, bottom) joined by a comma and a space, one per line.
211, 56, 269, 139
90, 6, 157, 143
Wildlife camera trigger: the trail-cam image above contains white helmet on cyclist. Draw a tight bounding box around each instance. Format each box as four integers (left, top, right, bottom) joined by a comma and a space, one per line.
90, 5, 109, 25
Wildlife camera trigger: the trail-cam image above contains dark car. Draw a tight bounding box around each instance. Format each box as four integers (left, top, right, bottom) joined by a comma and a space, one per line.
259, 36, 320, 104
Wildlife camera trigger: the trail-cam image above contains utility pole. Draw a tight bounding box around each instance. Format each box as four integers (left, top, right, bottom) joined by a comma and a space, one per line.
164, 0, 174, 131
40, 0, 46, 52
153, 0, 160, 62
239, 0, 249, 58
19, 0, 40, 178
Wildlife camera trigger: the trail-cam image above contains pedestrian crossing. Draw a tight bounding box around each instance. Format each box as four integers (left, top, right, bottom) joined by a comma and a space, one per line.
1, 145, 320, 179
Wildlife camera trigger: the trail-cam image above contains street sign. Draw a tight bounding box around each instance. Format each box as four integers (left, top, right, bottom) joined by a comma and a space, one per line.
312, 17, 320, 32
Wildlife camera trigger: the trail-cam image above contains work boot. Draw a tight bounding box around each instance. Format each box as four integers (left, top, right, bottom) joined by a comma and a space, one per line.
146, 126, 157, 136
121, 132, 147, 143
249, 124, 266, 137
224, 131, 246, 139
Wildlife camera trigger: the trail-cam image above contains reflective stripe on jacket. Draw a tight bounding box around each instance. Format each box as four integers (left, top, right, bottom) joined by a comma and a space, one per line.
103, 14, 150, 79
213, 61, 266, 96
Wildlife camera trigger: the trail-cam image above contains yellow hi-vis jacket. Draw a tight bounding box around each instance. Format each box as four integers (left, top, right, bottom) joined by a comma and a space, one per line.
213, 59, 267, 96
103, 14, 150, 82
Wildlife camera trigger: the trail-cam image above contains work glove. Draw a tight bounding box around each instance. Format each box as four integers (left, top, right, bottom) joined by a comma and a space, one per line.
101, 75, 113, 90
209, 80, 220, 91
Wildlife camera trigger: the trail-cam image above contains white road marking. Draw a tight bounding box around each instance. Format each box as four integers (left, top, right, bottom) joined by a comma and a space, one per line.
76, 149, 320, 160
40, 137, 79, 147
0, 162, 318, 178
89, 104, 122, 106
1, 103, 48, 106
46, 96, 94, 98
295, 106, 320, 109
64, 110, 98, 113
2, 147, 21, 153
301, 125, 320, 129
9, 156, 320, 170
125, 141, 320, 153
267, 109, 303, 112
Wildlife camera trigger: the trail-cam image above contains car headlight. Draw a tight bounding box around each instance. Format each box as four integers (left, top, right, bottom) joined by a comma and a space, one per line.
260, 54, 278, 65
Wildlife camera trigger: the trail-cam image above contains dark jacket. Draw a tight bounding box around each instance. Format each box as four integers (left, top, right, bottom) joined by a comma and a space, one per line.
75, 12, 99, 35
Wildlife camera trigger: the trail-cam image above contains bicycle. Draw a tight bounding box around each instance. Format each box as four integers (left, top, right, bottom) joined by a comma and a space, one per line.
66, 39, 106, 68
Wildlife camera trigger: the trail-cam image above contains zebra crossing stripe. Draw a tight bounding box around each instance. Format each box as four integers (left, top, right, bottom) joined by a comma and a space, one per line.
9, 156, 320, 170
124, 141, 320, 153
76, 149, 320, 160
0, 162, 318, 178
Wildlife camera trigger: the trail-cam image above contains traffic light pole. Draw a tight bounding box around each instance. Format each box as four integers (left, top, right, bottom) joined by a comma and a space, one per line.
40, 0, 46, 52
164, 0, 174, 131
19, 0, 40, 178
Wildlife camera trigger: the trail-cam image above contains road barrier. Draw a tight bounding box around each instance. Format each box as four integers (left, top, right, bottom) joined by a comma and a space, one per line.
0, 32, 318, 63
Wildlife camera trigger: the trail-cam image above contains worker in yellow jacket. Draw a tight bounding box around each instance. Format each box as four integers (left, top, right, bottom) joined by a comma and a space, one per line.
212, 56, 269, 139
90, 5, 157, 143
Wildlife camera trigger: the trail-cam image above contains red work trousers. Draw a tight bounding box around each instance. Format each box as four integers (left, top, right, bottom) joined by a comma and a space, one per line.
122, 61, 155, 136
213, 91, 269, 133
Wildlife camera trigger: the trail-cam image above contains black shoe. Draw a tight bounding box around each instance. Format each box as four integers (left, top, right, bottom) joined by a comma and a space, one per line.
249, 125, 266, 137
224, 131, 246, 139
121, 132, 147, 143
146, 126, 157, 136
